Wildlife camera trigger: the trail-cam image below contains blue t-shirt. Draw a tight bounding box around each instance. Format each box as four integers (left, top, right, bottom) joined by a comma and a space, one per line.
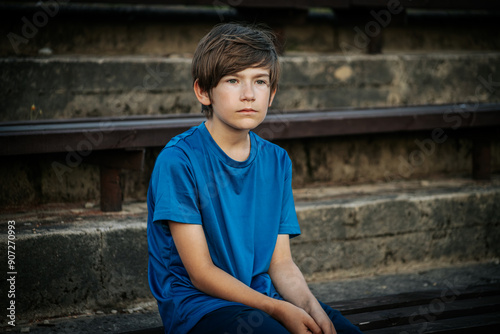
147, 122, 301, 334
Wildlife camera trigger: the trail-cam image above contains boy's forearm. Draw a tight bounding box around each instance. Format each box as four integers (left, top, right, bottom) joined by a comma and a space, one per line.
268, 258, 319, 313
195, 263, 326, 333
169, 221, 283, 317
192, 262, 280, 316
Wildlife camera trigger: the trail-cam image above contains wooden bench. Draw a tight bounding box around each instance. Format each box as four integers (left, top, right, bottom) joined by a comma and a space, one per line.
333, 283, 500, 333
1, 103, 499, 211
119, 283, 500, 333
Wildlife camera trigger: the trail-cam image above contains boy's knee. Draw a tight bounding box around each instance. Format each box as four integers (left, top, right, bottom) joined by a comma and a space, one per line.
318, 301, 363, 333
234, 308, 288, 334
319, 300, 339, 318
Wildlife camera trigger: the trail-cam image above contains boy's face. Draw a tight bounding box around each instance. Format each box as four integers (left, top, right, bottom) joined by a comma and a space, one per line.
196, 67, 276, 132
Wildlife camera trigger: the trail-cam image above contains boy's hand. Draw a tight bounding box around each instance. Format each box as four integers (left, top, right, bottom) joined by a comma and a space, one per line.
308, 305, 337, 334
273, 300, 322, 334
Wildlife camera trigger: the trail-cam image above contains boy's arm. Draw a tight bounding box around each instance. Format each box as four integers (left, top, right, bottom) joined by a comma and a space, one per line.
168, 221, 322, 334
269, 234, 337, 334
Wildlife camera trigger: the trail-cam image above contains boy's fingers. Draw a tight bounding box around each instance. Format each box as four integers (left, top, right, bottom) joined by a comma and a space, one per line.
305, 316, 322, 334
323, 322, 336, 334
318, 320, 335, 334
325, 322, 337, 334
308, 307, 335, 334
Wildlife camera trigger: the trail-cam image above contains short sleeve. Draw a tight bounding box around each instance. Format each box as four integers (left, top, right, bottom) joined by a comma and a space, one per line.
278, 155, 301, 238
150, 147, 202, 226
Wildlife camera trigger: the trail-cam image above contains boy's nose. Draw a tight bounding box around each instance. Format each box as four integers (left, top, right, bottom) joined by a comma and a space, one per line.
240, 83, 255, 101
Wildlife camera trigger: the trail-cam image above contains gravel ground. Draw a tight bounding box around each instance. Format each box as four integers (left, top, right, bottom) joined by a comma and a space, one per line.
2, 261, 499, 334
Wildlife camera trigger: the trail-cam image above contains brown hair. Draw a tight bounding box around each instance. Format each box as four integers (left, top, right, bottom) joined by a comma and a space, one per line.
192, 23, 281, 118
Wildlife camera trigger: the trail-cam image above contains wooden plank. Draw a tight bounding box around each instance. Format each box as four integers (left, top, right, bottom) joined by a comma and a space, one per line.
363, 312, 500, 334
345, 295, 500, 331
119, 327, 164, 334
328, 284, 500, 315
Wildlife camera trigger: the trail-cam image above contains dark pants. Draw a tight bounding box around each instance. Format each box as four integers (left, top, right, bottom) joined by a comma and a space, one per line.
189, 300, 363, 334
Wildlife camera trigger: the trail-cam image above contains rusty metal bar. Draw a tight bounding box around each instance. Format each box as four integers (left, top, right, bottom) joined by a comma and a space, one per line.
472, 132, 491, 180
91, 149, 144, 212
100, 166, 122, 212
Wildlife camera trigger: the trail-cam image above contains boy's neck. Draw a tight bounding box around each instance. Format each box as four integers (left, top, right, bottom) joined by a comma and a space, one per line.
205, 119, 251, 162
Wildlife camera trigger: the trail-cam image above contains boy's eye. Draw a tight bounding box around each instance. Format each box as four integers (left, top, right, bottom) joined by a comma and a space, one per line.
228, 79, 238, 84
256, 80, 268, 85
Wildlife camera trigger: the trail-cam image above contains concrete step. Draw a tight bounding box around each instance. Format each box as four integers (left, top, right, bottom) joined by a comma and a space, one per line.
1, 4, 499, 57
0, 178, 499, 325
291, 178, 500, 281
2, 52, 500, 121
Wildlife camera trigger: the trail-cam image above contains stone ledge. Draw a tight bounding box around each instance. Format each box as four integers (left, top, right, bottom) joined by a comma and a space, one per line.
293, 184, 500, 279
0, 220, 150, 326
295, 188, 500, 241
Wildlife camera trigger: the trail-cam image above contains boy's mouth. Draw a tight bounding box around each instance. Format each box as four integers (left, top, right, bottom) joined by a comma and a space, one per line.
238, 108, 257, 113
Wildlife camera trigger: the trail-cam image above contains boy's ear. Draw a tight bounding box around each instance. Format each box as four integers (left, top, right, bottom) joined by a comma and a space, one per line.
268, 88, 277, 107
193, 79, 211, 106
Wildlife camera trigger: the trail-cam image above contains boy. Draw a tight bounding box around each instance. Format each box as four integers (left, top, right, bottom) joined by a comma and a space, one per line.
147, 23, 362, 334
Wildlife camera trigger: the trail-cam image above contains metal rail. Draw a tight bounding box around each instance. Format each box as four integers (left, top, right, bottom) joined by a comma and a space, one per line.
1, 103, 499, 156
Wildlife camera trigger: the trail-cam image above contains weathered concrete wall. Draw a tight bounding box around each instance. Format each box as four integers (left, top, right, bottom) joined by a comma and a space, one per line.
1, 53, 500, 122
279, 131, 499, 187
0, 155, 101, 208
1, 182, 498, 324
